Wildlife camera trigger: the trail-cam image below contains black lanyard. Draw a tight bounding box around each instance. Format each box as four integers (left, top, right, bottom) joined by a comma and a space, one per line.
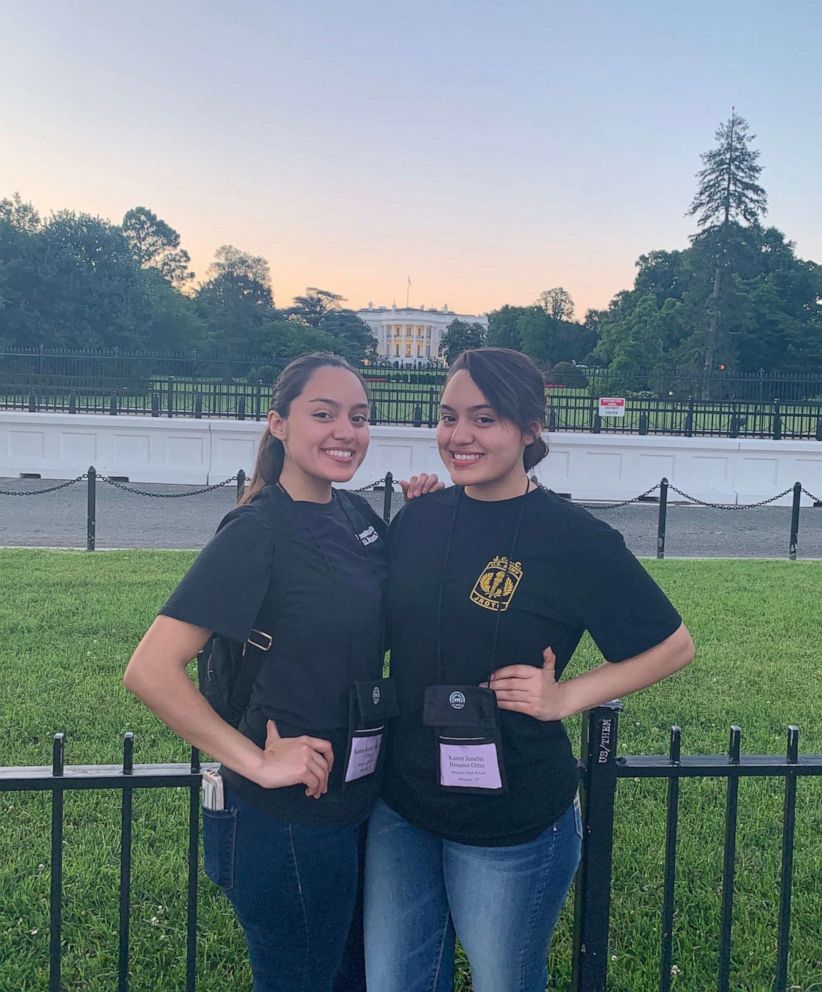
435, 477, 531, 682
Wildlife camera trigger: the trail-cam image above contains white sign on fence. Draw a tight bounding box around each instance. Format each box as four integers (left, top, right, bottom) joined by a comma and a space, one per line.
598, 397, 626, 418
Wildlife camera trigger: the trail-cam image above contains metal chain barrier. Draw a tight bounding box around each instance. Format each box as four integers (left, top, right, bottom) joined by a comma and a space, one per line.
97, 475, 238, 498
0, 474, 88, 497
667, 483, 795, 510
351, 479, 389, 493
802, 487, 821, 504
576, 483, 662, 510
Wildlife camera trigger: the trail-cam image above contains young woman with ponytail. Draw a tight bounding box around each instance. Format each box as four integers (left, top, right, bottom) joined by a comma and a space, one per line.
125, 353, 408, 992
365, 347, 695, 992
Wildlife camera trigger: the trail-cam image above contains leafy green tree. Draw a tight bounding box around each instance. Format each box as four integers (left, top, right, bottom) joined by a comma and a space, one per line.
486, 304, 527, 350
537, 287, 575, 322
122, 206, 193, 287
288, 287, 345, 327
317, 308, 376, 362
687, 110, 767, 373
196, 245, 277, 353
441, 319, 486, 364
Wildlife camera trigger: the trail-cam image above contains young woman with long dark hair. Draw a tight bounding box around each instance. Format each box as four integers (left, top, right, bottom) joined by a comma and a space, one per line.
125, 353, 400, 992
365, 347, 695, 992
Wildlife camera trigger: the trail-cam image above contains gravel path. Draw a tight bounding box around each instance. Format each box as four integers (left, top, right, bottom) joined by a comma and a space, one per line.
1, 479, 821, 559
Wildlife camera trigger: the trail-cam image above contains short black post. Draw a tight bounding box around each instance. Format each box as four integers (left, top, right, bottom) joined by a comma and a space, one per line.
166, 377, 174, 419
684, 396, 694, 437
412, 403, 423, 428
572, 701, 623, 992
772, 398, 782, 441
382, 472, 393, 523
657, 477, 668, 559
547, 407, 557, 431
87, 466, 96, 552
592, 414, 602, 434
369, 403, 379, 426
238, 397, 246, 421
109, 392, 118, 416
816, 416, 822, 442
236, 469, 246, 502
639, 412, 649, 435
68, 392, 77, 415
194, 392, 203, 419
28, 388, 37, 412
49, 733, 65, 992
151, 392, 160, 418
789, 481, 801, 561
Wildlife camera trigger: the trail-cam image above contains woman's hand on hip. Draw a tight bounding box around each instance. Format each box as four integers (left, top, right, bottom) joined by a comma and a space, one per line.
253, 719, 334, 798
484, 647, 568, 721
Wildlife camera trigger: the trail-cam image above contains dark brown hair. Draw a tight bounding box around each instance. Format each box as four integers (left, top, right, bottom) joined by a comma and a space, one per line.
446, 348, 549, 471
239, 352, 369, 505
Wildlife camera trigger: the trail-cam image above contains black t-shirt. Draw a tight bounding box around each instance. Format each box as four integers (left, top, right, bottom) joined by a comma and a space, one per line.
160, 484, 388, 827
383, 485, 682, 846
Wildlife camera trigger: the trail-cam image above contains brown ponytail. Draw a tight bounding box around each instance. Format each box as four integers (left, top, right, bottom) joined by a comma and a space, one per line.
239, 352, 369, 505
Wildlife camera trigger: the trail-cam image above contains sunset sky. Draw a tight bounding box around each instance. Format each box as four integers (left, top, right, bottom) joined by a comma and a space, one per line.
2, 0, 821, 317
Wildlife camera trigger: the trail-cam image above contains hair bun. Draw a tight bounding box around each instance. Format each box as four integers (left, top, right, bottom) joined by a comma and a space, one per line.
523, 436, 549, 471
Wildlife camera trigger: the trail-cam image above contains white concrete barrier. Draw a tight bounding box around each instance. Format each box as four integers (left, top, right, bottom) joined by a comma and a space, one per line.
1, 412, 819, 505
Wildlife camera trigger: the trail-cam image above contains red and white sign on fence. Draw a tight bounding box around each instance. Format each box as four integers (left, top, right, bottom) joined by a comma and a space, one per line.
598, 397, 626, 418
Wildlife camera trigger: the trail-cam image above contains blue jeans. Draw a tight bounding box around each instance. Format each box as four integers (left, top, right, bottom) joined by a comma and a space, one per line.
364, 797, 582, 992
203, 786, 366, 992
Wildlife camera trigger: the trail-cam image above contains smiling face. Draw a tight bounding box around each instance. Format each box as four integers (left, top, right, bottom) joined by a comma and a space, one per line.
269, 365, 370, 501
437, 369, 538, 501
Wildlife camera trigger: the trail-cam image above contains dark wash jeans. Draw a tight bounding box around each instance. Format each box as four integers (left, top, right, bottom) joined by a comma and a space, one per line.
203, 786, 365, 992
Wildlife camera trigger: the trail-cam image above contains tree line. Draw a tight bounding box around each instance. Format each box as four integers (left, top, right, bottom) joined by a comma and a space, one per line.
2, 111, 820, 382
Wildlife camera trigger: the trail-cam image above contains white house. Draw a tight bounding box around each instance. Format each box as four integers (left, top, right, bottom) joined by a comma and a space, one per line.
357, 303, 488, 365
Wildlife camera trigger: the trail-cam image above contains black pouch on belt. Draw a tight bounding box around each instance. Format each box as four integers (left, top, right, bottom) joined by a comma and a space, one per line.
423, 684, 507, 795
343, 678, 399, 786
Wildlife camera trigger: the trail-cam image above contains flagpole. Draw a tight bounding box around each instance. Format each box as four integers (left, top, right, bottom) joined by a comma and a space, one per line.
406, 276, 411, 308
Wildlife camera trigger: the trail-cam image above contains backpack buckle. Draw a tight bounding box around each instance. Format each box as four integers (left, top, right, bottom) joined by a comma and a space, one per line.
245, 629, 273, 652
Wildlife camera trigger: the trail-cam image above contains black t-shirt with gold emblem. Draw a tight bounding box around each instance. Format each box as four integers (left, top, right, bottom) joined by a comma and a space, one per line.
383, 485, 682, 846
160, 483, 388, 827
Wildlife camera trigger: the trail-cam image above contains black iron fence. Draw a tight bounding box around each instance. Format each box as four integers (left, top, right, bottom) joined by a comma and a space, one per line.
1, 471, 819, 559
1, 702, 819, 991
3, 348, 822, 439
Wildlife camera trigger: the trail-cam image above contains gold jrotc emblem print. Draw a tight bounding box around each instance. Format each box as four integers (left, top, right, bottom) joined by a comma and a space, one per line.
470, 556, 524, 612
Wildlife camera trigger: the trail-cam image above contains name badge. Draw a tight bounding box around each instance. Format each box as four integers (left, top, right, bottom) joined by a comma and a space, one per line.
439, 739, 503, 790
344, 728, 383, 783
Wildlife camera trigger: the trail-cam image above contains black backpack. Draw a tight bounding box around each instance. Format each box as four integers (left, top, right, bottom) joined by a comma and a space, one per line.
196, 488, 372, 728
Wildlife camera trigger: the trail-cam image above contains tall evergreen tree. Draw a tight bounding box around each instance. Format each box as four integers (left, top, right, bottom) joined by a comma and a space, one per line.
687, 110, 767, 374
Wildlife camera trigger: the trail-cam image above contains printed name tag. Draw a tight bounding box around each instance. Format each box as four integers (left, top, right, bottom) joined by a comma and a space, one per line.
439, 741, 503, 790
345, 730, 383, 783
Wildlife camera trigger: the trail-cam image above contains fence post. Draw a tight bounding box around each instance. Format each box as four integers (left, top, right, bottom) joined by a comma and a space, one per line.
639, 412, 649, 435
382, 472, 393, 523
109, 391, 118, 416
194, 392, 203, 419
151, 392, 160, 418
592, 414, 602, 434
237, 397, 246, 421
68, 392, 77, 415
370, 403, 379, 426
657, 477, 668, 559
427, 388, 437, 428
772, 398, 782, 441
789, 481, 801, 561
86, 466, 96, 552
816, 416, 822, 442
412, 403, 423, 428
166, 377, 174, 419
236, 469, 246, 502
28, 388, 37, 412
572, 701, 623, 992
684, 396, 694, 437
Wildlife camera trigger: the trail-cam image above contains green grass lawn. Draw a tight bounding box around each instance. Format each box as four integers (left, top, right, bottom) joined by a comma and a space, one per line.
0, 551, 820, 991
